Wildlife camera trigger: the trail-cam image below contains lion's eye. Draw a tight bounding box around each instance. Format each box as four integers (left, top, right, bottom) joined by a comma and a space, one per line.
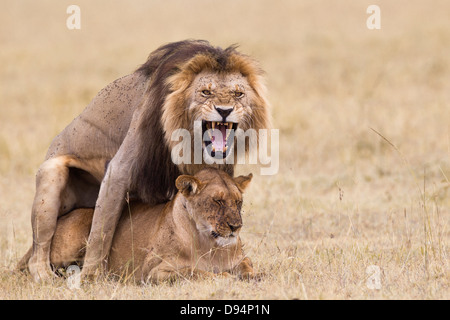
234, 91, 244, 98
201, 89, 212, 96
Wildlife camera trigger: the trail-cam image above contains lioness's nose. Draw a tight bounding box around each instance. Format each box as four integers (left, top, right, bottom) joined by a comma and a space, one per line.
228, 222, 242, 232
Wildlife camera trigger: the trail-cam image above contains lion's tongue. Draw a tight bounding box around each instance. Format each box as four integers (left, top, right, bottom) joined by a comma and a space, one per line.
211, 126, 227, 152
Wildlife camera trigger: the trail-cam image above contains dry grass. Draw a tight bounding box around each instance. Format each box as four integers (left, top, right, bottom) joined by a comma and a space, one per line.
0, 0, 449, 299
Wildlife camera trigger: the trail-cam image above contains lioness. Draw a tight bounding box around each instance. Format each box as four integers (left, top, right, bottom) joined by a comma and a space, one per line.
19, 168, 257, 283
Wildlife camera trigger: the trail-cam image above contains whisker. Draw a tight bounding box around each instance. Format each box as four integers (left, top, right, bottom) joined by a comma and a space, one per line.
210, 231, 220, 238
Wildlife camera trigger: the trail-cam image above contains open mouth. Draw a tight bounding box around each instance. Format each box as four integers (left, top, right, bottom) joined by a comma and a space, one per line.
202, 120, 238, 159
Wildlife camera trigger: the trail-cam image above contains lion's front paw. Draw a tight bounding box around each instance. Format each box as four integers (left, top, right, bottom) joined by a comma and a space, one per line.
79, 263, 107, 283
28, 262, 57, 283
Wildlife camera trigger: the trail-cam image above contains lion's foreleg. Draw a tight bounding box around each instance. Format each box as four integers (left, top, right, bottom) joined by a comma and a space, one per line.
29, 157, 71, 282
81, 160, 128, 278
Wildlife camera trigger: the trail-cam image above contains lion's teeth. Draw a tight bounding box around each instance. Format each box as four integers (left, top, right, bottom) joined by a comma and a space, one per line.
227, 122, 232, 129
211, 122, 215, 129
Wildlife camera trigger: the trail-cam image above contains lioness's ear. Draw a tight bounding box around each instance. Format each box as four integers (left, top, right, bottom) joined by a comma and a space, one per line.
175, 175, 204, 197
234, 173, 253, 192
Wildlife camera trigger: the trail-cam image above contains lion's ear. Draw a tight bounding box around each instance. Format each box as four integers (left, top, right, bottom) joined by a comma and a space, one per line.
234, 173, 253, 192
175, 175, 204, 197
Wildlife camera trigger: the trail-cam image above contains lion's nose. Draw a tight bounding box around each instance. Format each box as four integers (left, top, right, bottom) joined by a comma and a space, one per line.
215, 107, 233, 121
227, 222, 242, 233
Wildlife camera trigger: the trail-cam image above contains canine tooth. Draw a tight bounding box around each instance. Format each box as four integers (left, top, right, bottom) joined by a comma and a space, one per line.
228, 122, 232, 129
211, 122, 215, 129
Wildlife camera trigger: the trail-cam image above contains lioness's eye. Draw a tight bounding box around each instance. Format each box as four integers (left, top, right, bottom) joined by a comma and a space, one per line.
201, 89, 212, 96
234, 91, 244, 98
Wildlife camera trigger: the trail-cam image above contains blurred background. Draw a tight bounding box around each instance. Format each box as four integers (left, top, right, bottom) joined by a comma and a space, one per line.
0, 0, 448, 299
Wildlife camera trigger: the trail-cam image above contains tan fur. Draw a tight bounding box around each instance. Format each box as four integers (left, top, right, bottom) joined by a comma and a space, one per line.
19, 169, 259, 283
27, 40, 270, 282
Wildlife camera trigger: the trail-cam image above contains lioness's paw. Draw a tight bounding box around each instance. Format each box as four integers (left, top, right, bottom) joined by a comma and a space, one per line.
216, 272, 233, 278
239, 272, 265, 282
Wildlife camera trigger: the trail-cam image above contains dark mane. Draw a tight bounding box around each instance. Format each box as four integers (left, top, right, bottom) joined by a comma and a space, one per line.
136, 40, 239, 78
129, 40, 240, 204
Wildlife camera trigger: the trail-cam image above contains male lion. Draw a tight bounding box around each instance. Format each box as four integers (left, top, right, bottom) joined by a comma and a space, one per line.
28, 39, 270, 281
20, 168, 258, 283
